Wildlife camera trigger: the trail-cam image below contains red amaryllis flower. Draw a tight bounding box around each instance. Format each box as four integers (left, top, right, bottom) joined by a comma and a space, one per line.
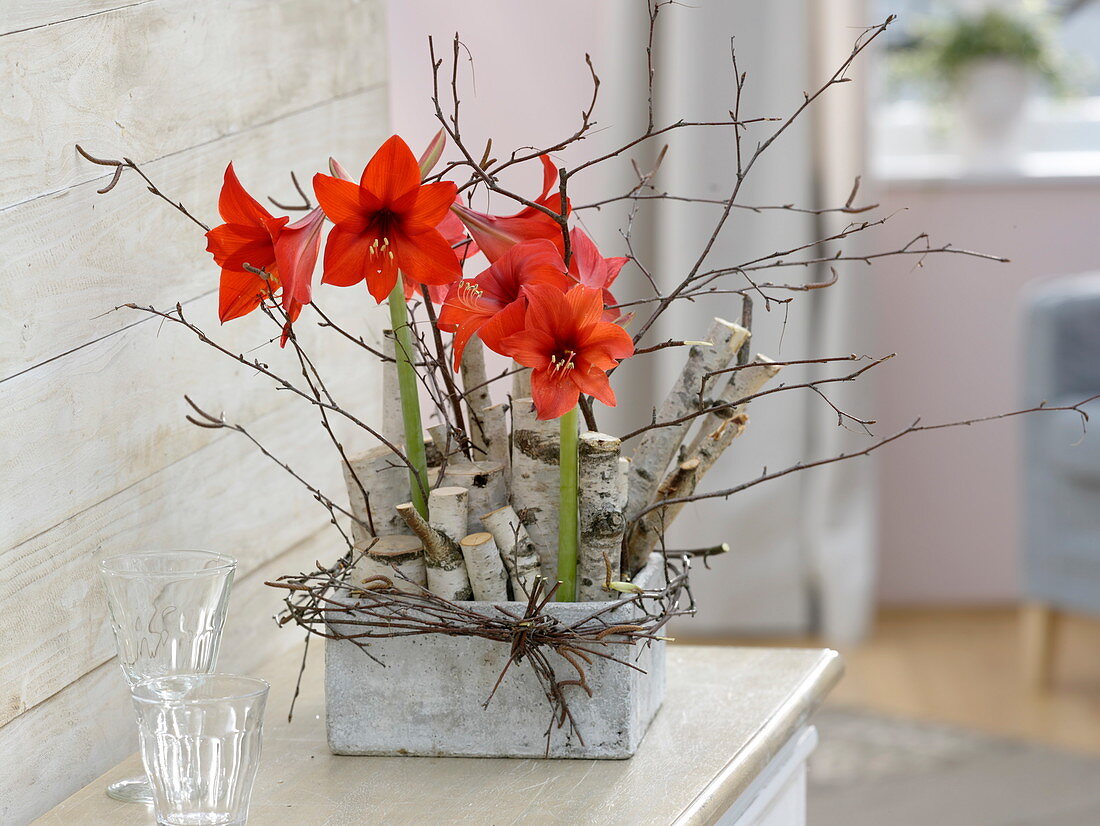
313, 135, 462, 303
205, 164, 323, 331
568, 227, 628, 320
328, 135, 475, 302
495, 284, 635, 420
451, 155, 569, 263
437, 239, 570, 369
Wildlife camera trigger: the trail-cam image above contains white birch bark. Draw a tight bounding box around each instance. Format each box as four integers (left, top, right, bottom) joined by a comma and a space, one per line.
477, 403, 511, 478
482, 505, 542, 600
439, 460, 507, 534
510, 397, 563, 579
342, 444, 410, 544
428, 486, 469, 546
351, 535, 426, 594
396, 498, 472, 601
624, 457, 702, 574
427, 423, 456, 461
460, 338, 493, 451
625, 318, 749, 525
458, 532, 509, 601
577, 432, 626, 601
511, 362, 532, 399
684, 355, 783, 477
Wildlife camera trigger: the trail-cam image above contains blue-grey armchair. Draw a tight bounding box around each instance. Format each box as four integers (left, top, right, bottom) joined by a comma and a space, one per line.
1021, 272, 1100, 688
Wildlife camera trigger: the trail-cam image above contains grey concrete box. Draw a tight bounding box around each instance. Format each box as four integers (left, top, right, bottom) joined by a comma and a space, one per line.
325, 553, 666, 759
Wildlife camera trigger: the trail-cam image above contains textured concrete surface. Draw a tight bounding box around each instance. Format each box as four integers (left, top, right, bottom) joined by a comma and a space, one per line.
325, 554, 668, 758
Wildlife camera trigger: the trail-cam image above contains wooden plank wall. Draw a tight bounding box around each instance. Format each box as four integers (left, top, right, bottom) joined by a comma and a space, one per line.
0, 1, 390, 821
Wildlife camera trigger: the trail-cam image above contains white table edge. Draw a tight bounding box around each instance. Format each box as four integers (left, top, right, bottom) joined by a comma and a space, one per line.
672, 648, 843, 826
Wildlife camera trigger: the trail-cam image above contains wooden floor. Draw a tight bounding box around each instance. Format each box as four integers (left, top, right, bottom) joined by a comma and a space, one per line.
679, 607, 1100, 754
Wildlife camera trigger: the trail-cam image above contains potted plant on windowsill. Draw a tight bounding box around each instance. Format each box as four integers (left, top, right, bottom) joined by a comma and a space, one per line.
911, 7, 1068, 174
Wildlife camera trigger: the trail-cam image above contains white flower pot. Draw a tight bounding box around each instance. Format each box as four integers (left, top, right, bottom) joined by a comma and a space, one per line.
324, 553, 667, 759
954, 58, 1032, 174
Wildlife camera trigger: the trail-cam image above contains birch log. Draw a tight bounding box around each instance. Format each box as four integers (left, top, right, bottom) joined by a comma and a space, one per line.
351, 535, 427, 594
625, 318, 749, 525
623, 357, 782, 574
482, 505, 542, 599
477, 403, 511, 477
459, 532, 508, 601
461, 338, 493, 450
623, 458, 702, 574
577, 432, 626, 601
684, 355, 783, 477
428, 486, 469, 545
396, 491, 473, 600
382, 330, 402, 445
427, 423, 455, 460
440, 460, 507, 534
342, 444, 410, 544
511, 363, 532, 399
510, 397, 563, 579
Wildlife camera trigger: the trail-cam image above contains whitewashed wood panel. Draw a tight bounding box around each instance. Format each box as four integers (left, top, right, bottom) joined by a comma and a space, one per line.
1, 287, 384, 554
0, 529, 338, 825
0, 1, 154, 37
0, 85, 388, 378
0, 374, 378, 728
0, 0, 386, 208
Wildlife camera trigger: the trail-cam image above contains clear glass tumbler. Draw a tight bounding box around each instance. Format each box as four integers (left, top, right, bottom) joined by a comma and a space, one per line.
98, 550, 237, 803
131, 674, 269, 826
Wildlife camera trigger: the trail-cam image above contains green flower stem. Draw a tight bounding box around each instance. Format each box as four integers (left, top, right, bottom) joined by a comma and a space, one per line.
387, 277, 429, 519
556, 405, 580, 602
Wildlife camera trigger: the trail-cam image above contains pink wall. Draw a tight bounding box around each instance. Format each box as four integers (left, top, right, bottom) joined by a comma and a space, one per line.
873, 181, 1100, 604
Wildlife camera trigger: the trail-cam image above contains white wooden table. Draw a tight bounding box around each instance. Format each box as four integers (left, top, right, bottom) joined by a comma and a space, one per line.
35, 645, 841, 825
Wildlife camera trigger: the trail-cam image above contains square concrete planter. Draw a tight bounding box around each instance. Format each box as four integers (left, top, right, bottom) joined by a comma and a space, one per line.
325, 553, 666, 759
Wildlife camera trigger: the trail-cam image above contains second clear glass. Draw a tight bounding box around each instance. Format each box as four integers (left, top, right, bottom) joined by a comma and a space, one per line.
132, 674, 269, 826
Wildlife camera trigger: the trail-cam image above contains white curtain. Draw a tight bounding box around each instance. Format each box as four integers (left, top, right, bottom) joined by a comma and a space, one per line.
616, 0, 878, 640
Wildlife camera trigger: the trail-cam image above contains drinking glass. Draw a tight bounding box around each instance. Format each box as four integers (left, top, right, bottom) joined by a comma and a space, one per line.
98, 550, 237, 803
131, 674, 269, 826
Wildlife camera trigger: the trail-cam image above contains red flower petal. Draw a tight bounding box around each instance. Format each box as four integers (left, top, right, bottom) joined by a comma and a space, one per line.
417, 128, 447, 177
205, 222, 277, 271
391, 227, 463, 286
219, 269, 271, 322
522, 283, 574, 338
498, 327, 556, 370
313, 174, 370, 231
478, 298, 530, 357
530, 369, 580, 420
479, 239, 570, 304
404, 181, 460, 233
218, 164, 273, 227
579, 319, 635, 362
320, 226, 371, 287
360, 135, 421, 207
571, 366, 617, 407
563, 284, 605, 331
274, 207, 325, 310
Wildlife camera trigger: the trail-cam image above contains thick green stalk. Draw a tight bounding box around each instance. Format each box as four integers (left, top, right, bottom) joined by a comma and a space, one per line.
556, 405, 580, 601
387, 277, 429, 519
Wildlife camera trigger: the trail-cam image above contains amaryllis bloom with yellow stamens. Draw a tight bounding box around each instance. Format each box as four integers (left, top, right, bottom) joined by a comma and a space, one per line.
436, 239, 571, 369
205, 164, 324, 333
493, 283, 635, 420
451, 155, 569, 263
329, 132, 476, 293
313, 135, 462, 303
